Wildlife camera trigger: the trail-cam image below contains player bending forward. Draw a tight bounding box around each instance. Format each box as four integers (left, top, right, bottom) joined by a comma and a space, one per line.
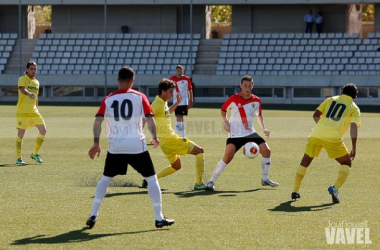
140, 78, 206, 190
86, 67, 174, 229
206, 75, 279, 190
291, 83, 361, 204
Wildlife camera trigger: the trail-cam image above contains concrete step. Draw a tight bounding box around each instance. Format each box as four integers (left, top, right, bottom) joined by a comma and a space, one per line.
4, 39, 37, 74
196, 51, 220, 58
198, 46, 221, 52
196, 57, 218, 64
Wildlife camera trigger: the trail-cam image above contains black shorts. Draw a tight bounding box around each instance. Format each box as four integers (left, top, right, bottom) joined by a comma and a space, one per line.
175, 105, 188, 116
226, 133, 266, 153
103, 151, 156, 178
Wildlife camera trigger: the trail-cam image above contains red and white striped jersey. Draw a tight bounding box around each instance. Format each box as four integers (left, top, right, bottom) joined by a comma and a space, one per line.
170, 75, 192, 105
96, 89, 153, 154
221, 93, 262, 138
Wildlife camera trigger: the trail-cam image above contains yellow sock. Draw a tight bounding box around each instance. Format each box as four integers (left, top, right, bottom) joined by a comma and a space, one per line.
16, 137, 23, 159
195, 153, 205, 185
334, 165, 350, 189
156, 166, 177, 179
293, 165, 307, 193
33, 134, 45, 155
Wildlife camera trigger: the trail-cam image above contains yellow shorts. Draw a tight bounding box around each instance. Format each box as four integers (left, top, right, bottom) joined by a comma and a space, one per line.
16, 112, 45, 130
160, 135, 196, 164
305, 136, 348, 159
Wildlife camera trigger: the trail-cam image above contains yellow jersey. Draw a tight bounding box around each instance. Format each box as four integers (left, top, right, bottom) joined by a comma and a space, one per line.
16, 75, 40, 113
311, 94, 361, 141
151, 95, 175, 142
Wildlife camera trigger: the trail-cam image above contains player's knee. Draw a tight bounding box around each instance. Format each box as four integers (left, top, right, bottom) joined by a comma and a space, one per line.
172, 164, 181, 170
261, 148, 271, 157
197, 147, 204, 154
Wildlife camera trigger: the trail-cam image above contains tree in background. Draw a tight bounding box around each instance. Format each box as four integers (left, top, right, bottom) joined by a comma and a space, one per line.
211, 5, 232, 23
35, 5, 51, 23
362, 4, 374, 22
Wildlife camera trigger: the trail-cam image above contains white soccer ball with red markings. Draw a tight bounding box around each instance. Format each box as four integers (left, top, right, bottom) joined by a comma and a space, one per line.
243, 142, 260, 159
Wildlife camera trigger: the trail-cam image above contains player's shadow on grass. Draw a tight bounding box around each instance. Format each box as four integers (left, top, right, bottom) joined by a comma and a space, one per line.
11, 227, 157, 245
268, 200, 333, 212
174, 188, 262, 198
0, 164, 36, 167
104, 188, 168, 198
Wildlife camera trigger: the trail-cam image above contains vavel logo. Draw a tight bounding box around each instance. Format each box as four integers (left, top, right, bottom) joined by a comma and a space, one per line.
325, 220, 372, 245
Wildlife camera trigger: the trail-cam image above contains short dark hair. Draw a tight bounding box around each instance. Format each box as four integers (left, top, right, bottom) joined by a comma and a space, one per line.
241, 75, 253, 84
118, 66, 135, 81
25, 61, 37, 74
159, 78, 175, 94
342, 83, 358, 99
176, 65, 184, 70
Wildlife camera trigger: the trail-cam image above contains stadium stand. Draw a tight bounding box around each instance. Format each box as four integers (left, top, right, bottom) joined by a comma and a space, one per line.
31, 33, 201, 75
216, 33, 380, 76
0, 33, 18, 74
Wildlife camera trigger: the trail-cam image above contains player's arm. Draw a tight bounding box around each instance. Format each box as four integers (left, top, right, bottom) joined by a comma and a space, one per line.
18, 86, 36, 99
256, 114, 270, 138
188, 89, 193, 109
88, 115, 104, 159
221, 110, 230, 132
169, 93, 182, 114
145, 115, 159, 149
349, 123, 358, 160
313, 109, 323, 123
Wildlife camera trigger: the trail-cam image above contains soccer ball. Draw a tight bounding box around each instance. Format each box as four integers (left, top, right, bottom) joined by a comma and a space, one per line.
243, 142, 260, 159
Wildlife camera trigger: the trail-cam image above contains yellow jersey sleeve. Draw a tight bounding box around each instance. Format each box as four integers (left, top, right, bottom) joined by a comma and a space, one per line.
350, 104, 361, 128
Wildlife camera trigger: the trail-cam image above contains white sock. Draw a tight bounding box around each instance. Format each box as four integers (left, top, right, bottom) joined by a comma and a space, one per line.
146, 175, 164, 221
261, 157, 271, 181
90, 175, 113, 217
209, 160, 228, 183
174, 122, 179, 134
181, 122, 186, 138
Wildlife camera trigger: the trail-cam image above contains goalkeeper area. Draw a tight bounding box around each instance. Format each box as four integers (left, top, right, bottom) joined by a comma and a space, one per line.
0, 105, 379, 248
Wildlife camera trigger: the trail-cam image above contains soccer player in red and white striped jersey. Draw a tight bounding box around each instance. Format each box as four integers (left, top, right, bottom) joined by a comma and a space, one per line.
86, 67, 174, 229
206, 75, 279, 190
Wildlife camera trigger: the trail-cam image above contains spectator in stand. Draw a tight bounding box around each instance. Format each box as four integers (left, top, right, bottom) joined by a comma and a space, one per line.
304, 10, 315, 34
315, 12, 323, 35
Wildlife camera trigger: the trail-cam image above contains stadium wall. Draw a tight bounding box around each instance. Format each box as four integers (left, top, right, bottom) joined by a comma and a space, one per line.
52, 5, 205, 35
0, 74, 379, 105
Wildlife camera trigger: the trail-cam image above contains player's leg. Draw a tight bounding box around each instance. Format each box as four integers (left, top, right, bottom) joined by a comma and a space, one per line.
158, 156, 181, 177
292, 153, 314, 199
87, 153, 125, 228
31, 122, 46, 163
176, 115, 185, 137
207, 143, 236, 190
87, 175, 113, 228
132, 151, 174, 228
16, 128, 26, 165
175, 113, 183, 134
334, 154, 351, 189
189, 143, 206, 189
326, 141, 352, 204
258, 142, 279, 187
292, 137, 321, 200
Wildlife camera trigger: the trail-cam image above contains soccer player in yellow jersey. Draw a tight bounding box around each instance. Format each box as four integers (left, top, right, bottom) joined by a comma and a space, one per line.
292, 83, 361, 204
15, 61, 46, 165
141, 78, 206, 190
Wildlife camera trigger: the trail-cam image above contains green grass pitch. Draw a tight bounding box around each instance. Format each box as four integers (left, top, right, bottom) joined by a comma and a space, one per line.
0, 105, 378, 249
